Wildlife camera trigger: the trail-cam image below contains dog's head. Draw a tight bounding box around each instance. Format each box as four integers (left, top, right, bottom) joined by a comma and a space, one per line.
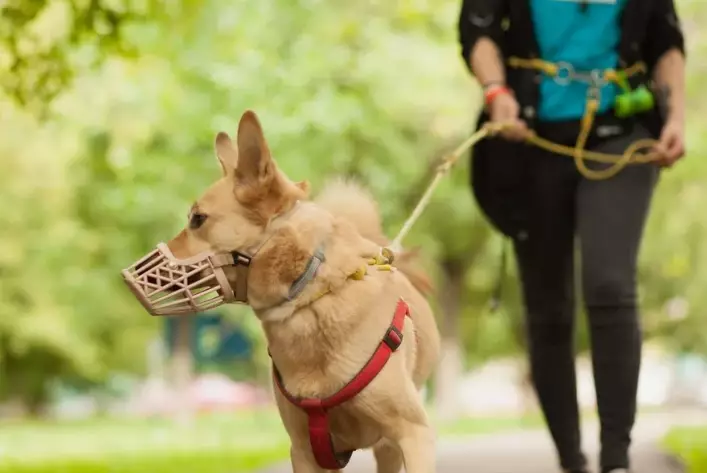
167, 110, 309, 261
123, 110, 312, 315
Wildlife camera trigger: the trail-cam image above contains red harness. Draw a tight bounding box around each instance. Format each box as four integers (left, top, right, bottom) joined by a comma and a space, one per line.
272, 298, 410, 470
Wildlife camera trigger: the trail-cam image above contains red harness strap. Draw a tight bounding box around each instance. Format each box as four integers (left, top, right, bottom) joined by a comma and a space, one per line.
272, 298, 410, 470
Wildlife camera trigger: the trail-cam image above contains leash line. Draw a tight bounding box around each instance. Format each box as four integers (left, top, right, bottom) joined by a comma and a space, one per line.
390, 126, 496, 250
390, 60, 662, 249
390, 120, 661, 250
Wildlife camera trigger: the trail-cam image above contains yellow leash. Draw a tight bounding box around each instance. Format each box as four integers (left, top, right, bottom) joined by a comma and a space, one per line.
390, 59, 663, 248
390, 117, 661, 249
391, 124, 498, 249
390, 127, 499, 249
533, 95, 659, 180
508, 56, 660, 179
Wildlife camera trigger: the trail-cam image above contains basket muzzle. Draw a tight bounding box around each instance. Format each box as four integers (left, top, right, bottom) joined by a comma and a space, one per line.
121, 242, 252, 316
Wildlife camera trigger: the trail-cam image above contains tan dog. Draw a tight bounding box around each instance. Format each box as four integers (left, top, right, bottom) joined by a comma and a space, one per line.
164, 110, 441, 472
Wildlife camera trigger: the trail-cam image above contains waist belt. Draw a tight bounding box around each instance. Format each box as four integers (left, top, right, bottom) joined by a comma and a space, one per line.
507, 57, 646, 87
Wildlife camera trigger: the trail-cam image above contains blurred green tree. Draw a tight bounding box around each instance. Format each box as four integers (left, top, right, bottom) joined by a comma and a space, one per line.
0, 0, 705, 416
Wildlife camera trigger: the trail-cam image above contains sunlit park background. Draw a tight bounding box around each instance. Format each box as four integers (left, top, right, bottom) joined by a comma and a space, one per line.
1, 0, 707, 472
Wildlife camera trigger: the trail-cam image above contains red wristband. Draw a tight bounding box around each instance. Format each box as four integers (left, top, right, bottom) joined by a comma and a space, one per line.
484, 85, 512, 107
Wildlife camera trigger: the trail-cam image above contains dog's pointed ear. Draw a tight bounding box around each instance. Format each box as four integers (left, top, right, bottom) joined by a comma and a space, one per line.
295, 180, 311, 196
235, 110, 273, 184
215, 131, 238, 176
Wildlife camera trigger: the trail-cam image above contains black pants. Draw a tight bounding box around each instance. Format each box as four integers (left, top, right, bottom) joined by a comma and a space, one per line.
513, 123, 659, 471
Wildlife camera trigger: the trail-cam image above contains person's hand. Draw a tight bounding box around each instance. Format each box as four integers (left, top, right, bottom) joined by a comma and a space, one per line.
654, 116, 685, 168
486, 86, 529, 141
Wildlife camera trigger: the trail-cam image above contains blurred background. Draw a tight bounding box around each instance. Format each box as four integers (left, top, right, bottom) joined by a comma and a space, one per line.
0, 0, 706, 472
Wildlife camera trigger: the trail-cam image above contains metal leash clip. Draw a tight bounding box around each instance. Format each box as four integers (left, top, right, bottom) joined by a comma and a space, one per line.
553, 62, 609, 88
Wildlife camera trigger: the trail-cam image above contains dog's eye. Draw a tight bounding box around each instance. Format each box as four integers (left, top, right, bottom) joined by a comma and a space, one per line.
189, 212, 208, 229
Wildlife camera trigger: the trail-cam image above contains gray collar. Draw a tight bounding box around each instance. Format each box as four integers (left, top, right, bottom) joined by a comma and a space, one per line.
286, 244, 326, 301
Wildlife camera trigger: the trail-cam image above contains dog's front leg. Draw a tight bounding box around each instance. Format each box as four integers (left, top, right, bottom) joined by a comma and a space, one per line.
394, 421, 436, 473
290, 444, 341, 473
373, 438, 404, 473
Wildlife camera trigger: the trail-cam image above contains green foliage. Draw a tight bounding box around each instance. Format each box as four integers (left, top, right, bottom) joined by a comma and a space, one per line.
0, 0, 492, 405
663, 425, 707, 472
0, 0, 706, 410
0, 0, 166, 112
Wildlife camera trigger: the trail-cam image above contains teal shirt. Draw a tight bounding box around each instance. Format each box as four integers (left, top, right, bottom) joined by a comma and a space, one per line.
530, 0, 628, 122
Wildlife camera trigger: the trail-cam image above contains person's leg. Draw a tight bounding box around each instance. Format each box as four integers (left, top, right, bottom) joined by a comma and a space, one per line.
577, 125, 660, 472
513, 148, 587, 472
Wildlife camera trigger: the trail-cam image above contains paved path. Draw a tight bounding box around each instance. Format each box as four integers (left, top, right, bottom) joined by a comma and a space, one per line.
260, 409, 706, 473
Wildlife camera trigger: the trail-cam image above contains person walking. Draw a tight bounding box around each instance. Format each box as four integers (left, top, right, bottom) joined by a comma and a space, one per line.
458, 1, 686, 472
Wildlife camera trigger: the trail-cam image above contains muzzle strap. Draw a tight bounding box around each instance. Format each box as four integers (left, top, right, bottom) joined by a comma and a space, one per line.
209, 251, 252, 303
234, 259, 251, 303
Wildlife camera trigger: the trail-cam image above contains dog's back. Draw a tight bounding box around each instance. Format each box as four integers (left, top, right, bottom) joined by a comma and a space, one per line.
315, 178, 434, 296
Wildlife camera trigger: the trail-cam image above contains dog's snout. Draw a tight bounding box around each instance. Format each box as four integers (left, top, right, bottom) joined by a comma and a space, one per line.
123, 241, 233, 316
132, 250, 210, 292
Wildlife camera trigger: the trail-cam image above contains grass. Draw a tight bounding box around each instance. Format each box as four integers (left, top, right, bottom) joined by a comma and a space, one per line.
0, 407, 552, 473
663, 425, 707, 473
0, 448, 286, 473
0, 409, 289, 473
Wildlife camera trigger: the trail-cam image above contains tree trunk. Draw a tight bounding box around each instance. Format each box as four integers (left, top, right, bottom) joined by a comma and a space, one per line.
434, 259, 466, 420
171, 316, 194, 426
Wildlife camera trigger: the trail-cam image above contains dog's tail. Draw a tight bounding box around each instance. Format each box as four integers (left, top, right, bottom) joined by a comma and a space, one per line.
315, 178, 434, 296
